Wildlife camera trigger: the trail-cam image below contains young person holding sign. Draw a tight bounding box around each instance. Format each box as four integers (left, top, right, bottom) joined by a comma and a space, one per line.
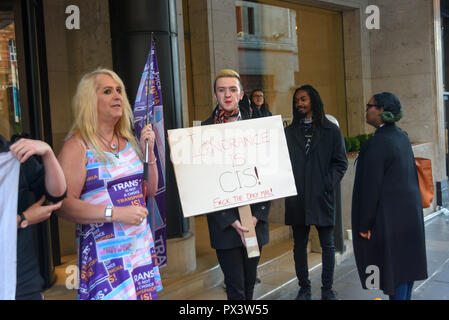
202, 69, 271, 300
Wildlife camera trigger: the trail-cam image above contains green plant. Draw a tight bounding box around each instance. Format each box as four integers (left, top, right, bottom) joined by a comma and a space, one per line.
356, 134, 369, 148
344, 137, 352, 153
344, 133, 373, 153
349, 137, 360, 152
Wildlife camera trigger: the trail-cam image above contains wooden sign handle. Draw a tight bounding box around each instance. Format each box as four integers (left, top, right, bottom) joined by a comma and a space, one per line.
238, 205, 260, 258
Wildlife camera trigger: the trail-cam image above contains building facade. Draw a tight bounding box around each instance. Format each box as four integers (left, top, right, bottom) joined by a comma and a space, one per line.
1, 0, 447, 289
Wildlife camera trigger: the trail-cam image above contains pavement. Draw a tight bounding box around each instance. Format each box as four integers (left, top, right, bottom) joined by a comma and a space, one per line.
277, 211, 449, 300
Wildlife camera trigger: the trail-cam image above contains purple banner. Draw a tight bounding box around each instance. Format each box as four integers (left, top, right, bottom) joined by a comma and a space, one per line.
133, 38, 167, 268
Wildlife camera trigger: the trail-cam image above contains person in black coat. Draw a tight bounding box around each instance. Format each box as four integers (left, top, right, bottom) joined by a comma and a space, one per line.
284, 85, 348, 300
202, 69, 271, 300
351, 92, 427, 300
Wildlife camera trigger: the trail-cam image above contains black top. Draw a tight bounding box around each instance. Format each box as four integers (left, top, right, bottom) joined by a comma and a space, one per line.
284, 118, 348, 226
250, 105, 272, 119
0, 135, 45, 298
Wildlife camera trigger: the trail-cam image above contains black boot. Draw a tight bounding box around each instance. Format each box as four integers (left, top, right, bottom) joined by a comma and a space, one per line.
321, 288, 338, 300
295, 286, 311, 300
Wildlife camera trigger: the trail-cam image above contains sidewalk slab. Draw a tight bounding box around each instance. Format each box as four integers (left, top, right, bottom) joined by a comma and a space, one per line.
277, 213, 449, 300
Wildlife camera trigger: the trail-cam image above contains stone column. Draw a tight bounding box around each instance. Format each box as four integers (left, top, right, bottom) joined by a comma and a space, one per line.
44, 0, 113, 257
369, 0, 445, 183
342, 0, 373, 136
187, 0, 239, 122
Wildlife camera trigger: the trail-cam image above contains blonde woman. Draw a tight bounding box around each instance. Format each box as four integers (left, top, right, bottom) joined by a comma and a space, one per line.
58, 68, 162, 300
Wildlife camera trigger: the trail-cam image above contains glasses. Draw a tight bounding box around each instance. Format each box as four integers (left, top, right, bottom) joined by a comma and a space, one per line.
366, 104, 378, 109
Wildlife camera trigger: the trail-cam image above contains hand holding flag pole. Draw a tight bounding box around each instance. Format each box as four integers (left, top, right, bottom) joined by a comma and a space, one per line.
142, 33, 154, 206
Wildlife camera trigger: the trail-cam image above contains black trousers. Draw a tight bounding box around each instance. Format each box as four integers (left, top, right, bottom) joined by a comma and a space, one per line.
292, 225, 335, 290
216, 246, 261, 300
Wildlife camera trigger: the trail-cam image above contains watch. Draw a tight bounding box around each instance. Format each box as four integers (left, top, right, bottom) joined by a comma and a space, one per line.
104, 205, 113, 222
19, 213, 29, 229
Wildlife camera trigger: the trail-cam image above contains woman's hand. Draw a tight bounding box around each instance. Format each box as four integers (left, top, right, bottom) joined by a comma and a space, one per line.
113, 205, 148, 226
139, 124, 156, 160
359, 230, 371, 240
21, 196, 63, 226
10, 138, 52, 163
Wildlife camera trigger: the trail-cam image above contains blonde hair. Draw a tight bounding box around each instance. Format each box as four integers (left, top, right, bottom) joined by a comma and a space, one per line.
69, 68, 142, 163
213, 69, 243, 92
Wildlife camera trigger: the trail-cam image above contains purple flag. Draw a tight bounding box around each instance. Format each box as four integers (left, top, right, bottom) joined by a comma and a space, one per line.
133, 39, 167, 268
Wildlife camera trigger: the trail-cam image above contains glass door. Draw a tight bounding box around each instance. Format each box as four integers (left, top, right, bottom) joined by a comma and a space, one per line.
1, 0, 58, 289
0, 8, 22, 139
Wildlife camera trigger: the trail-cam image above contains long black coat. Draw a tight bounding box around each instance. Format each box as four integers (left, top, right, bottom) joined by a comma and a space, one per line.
202, 106, 271, 250
284, 118, 348, 226
351, 124, 428, 295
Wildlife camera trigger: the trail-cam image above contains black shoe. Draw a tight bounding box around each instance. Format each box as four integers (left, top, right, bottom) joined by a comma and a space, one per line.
321, 288, 338, 300
295, 287, 311, 300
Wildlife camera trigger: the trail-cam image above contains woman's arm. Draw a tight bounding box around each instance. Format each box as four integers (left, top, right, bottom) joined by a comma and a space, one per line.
57, 136, 103, 224
9, 138, 66, 198
145, 152, 159, 197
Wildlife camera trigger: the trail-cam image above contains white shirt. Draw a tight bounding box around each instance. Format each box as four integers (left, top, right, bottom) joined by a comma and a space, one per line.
0, 152, 20, 300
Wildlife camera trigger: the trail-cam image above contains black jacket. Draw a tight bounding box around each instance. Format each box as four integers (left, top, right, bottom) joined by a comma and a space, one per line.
250, 104, 272, 118
202, 106, 271, 250
351, 124, 427, 295
284, 118, 348, 226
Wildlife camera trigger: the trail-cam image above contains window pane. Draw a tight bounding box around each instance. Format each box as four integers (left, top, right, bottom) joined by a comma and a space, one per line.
0, 10, 21, 139
237, 1, 347, 134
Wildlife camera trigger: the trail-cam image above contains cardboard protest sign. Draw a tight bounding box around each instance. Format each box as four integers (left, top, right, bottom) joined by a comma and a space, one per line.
167, 115, 297, 218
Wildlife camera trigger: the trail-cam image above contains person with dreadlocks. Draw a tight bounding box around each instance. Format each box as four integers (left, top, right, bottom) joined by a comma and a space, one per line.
202, 69, 271, 300
284, 85, 348, 300
351, 92, 427, 300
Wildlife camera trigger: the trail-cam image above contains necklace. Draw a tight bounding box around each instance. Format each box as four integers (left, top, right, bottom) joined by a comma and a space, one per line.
112, 138, 120, 158
98, 132, 120, 156
98, 132, 117, 149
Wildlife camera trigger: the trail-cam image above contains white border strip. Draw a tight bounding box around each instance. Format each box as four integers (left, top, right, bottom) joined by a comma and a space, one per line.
424, 208, 448, 223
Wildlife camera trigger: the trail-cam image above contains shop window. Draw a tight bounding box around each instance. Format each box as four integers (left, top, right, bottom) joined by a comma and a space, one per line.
0, 10, 21, 139
236, 1, 347, 135
236, 4, 257, 38
236, 6, 243, 34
